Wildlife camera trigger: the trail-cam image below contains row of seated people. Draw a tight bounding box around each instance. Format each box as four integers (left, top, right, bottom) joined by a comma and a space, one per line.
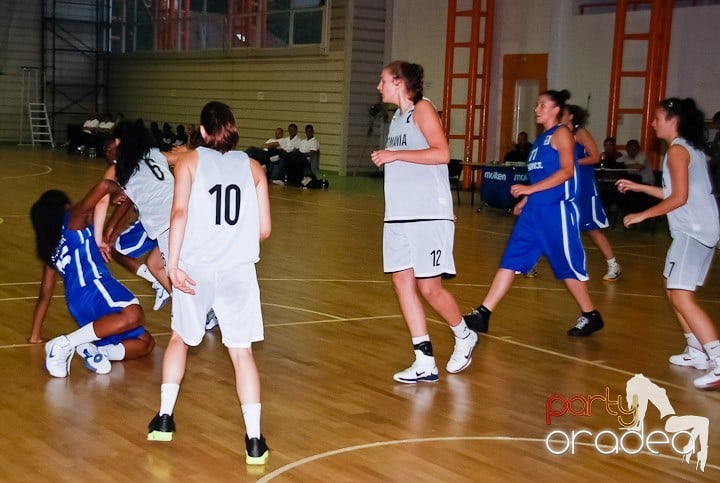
149, 121, 190, 151
67, 113, 123, 156
245, 123, 320, 187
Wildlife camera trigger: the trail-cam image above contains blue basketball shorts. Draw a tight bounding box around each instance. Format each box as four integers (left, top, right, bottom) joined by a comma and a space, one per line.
114, 220, 157, 259
500, 200, 588, 281
65, 276, 145, 346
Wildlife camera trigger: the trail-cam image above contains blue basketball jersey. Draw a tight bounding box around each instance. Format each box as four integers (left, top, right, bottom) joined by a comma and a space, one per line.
526, 124, 578, 206
574, 131, 608, 231
53, 214, 143, 345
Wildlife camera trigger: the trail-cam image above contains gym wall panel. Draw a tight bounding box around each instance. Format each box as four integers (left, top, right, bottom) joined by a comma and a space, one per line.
0, 1, 42, 144
109, 1, 350, 173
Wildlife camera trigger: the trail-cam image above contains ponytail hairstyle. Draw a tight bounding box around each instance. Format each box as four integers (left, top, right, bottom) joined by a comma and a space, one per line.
385, 61, 424, 104
113, 120, 154, 187
30, 189, 71, 266
659, 97, 707, 150
541, 89, 571, 122
565, 104, 588, 128
200, 101, 239, 154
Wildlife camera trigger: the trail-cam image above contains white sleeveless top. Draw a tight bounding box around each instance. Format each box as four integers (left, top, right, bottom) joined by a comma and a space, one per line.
383, 101, 453, 221
122, 148, 173, 239
181, 147, 259, 268
663, 138, 719, 247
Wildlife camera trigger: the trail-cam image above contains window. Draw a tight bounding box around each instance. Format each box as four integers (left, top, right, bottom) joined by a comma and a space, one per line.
110, 0, 328, 54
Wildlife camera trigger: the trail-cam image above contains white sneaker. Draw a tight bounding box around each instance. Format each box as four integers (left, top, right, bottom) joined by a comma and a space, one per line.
205, 308, 218, 330
393, 352, 438, 384
446, 331, 479, 374
669, 346, 710, 370
693, 357, 720, 389
152, 281, 170, 311
271, 179, 285, 186
76, 343, 112, 374
602, 263, 621, 281
45, 336, 74, 378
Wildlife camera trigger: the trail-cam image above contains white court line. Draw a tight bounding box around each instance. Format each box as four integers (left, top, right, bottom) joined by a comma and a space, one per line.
257, 436, 720, 481
0, 163, 52, 180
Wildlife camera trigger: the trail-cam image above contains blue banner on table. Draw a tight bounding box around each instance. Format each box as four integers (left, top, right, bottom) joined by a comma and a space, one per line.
480, 165, 529, 210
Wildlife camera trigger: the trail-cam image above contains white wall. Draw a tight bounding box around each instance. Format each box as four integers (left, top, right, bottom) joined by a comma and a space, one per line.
390, 1, 720, 160
389, 0, 448, 108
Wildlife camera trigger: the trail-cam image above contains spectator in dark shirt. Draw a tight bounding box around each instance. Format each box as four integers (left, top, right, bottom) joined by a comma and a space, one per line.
503, 131, 532, 163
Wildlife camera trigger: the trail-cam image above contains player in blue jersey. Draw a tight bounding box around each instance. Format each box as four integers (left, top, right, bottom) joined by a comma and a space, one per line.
617, 98, 720, 389
561, 104, 622, 281
371, 61, 476, 383
464, 90, 604, 337
29, 186, 155, 377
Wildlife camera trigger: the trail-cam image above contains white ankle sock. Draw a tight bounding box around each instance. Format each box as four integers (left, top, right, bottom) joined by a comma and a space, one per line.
98, 343, 126, 361
703, 340, 720, 359
66, 324, 100, 347
684, 332, 704, 351
411, 335, 430, 345
607, 257, 617, 266
136, 263, 158, 284
160, 383, 180, 416
242, 403, 262, 439
451, 319, 471, 339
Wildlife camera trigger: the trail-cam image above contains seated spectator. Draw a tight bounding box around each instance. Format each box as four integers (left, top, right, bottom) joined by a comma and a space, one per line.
160, 122, 175, 150
174, 124, 188, 146
275, 124, 319, 186
599, 136, 624, 169
149, 121, 163, 147
503, 131, 532, 163
68, 112, 100, 154
245, 127, 286, 166
619, 139, 654, 185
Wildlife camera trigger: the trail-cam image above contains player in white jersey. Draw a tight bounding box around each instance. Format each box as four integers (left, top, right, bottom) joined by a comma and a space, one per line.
371, 61, 477, 384
617, 97, 720, 390
147, 101, 272, 465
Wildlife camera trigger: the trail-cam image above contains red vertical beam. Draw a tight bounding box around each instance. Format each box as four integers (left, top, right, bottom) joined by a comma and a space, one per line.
606, 0, 627, 138
477, 0, 494, 166
464, 2, 480, 164
442, 0, 456, 140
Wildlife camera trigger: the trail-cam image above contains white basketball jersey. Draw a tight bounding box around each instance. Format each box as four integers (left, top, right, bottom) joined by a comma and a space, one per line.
383, 101, 453, 221
181, 147, 260, 268
122, 148, 174, 239
663, 138, 720, 247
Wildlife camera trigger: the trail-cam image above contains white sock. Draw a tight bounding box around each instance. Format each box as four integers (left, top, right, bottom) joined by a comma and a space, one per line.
136, 263, 158, 284
607, 257, 617, 266
704, 340, 720, 359
242, 403, 262, 439
65, 324, 100, 347
451, 319, 471, 339
98, 343, 126, 361
684, 332, 704, 351
411, 335, 430, 346
160, 383, 180, 416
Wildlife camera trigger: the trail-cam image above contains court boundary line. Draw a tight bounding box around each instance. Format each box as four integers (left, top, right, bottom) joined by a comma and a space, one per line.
257, 435, 719, 481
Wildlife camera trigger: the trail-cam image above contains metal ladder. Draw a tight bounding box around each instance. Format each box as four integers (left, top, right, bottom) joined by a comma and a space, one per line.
19, 66, 55, 147
27, 102, 55, 147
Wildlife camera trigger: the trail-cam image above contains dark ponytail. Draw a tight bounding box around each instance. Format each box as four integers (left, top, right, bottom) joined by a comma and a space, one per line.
30, 190, 70, 266
660, 97, 707, 150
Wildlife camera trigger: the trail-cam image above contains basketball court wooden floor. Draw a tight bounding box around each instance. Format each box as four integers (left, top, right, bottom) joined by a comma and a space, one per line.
0, 146, 719, 482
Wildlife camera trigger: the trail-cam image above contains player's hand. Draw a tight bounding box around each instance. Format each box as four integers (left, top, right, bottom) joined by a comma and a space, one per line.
510, 183, 532, 198
98, 242, 112, 263
623, 212, 645, 228
169, 268, 196, 295
370, 150, 394, 167
615, 178, 640, 193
